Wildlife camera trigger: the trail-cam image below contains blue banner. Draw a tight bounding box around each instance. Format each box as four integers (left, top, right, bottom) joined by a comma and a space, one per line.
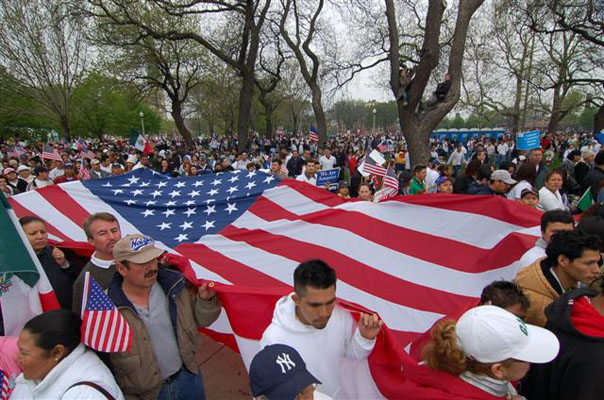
316, 168, 340, 190
516, 130, 541, 150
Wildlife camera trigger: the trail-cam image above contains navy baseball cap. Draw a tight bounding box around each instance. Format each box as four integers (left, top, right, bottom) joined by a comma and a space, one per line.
249, 344, 321, 400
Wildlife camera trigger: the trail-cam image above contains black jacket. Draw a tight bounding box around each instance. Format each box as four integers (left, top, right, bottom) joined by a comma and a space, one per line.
583, 165, 604, 200
37, 246, 82, 309
520, 288, 604, 400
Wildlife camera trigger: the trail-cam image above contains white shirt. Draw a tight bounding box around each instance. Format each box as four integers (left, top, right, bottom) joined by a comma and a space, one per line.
537, 187, 567, 211
448, 150, 466, 166
506, 180, 532, 200
319, 155, 336, 170
497, 143, 509, 155
296, 173, 317, 185
49, 167, 65, 181
517, 238, 547, 270
260, 294, 376, 398
426, 167, 440, 193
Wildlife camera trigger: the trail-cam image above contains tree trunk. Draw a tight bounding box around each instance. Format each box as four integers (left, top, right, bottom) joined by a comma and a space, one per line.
311, 85, 327, 144
265, 105, 274, 138
237, 66, 255, 152
520, 34, 536, 131
60, 115, 71, 139
547, 90, 563, 134
171, 99, 194, 149
511, 43, 528, 133
594, 104, 604, 133
208, 119, 214, 137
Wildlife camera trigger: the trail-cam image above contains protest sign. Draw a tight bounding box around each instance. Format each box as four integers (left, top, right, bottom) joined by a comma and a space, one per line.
316, 168, 340, 190
516, 130, 540, 150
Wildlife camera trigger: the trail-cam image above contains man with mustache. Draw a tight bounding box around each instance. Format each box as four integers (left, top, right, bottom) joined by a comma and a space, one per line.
108, 234, 221, 399
72, 212, 123, 314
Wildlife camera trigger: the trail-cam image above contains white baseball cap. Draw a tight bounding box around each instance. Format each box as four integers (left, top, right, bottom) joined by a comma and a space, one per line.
456, 305, 559, 364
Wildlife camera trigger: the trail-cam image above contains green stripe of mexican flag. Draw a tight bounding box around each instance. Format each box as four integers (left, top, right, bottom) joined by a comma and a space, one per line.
0, 192, 59, 335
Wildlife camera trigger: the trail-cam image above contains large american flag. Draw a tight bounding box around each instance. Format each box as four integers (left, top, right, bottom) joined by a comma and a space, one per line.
8, 169, 541, 397
81, 271, 132, 353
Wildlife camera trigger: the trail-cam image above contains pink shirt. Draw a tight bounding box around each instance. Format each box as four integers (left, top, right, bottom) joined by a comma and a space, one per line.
0, 336, 20, 396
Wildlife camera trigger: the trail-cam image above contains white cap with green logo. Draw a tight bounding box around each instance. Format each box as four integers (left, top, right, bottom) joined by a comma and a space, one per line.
455, 305, 559, 364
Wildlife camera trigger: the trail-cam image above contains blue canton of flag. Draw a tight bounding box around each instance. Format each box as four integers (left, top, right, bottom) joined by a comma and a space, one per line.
82, 169, 281, 248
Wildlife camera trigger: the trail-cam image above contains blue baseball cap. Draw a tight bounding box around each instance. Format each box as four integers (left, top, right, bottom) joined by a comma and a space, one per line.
249, 344, 321, 400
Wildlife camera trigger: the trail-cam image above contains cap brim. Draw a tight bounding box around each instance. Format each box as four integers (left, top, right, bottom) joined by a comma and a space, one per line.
126, 247, 164, 264
504, 179, 517, 185
265, 369, 321, 400
512, 324, 559, 363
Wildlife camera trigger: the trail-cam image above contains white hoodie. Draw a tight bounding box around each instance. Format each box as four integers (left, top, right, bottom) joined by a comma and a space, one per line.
11, 344, 124, 399
260, 293, 375, 398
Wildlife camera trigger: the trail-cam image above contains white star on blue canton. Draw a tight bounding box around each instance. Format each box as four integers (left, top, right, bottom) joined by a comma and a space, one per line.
125, 199, 136, 206
246, 171, 256, 178
228, 175, 239, 183
140, 181, 151, 187
131, 189, 144, 196
179, 221, 193, 231
203, 205, 216, 215
183, 200, 196, 206
174, 233, 188, 242
145, 200, 156, 206
157, 181, 168, 188
174, 181, 186, 188
102, 182, 112, 187
165, 200, 177, 207
188, 190, 201, 198
184, 207, 197, 217
193, 180, 204, 187
169, 190, 181, 198
141, 209, 155, 217
157, 222, 172, 231
127, 176, 140, 185
225, 203, 238, 214
227, 186, 238, 194
211, 179, 222, 186
151, 190, 163, 198
263, 176, 275, 184
245, 181, 257, 190
112, 189, 124, 195
207, 188, 219, 196
201, 220, 215, 231
162, 208, 176, 218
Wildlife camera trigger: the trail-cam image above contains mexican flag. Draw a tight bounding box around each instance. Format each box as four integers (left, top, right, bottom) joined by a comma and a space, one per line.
129, 130, 153, 155
577, 187, 594, 212
0, 193, 59, 335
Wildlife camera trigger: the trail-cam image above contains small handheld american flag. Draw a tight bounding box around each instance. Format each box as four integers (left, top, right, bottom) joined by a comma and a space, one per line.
79, 157, 91, 181
0, 369, 9, 400
81, 272, 132, 353
41, 142, 62, 162
309, 126, 319, 142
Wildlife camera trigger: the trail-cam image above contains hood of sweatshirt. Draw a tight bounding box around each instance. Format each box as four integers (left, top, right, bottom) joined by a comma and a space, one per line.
545, 288, 604, 340
270, 293, 327, 335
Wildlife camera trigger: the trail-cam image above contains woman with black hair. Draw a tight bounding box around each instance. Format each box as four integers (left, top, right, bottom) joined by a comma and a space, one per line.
11, 309, 124, 399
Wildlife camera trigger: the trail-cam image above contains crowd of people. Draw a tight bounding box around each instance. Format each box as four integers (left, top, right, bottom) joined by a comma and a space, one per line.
1, 128, 603, 399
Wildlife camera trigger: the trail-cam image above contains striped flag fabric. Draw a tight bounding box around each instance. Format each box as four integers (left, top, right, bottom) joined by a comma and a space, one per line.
80, 271, 132, 353
41, 142, 62, 162
8, 169, 542, 397
377, 139, 389, 153
0, 192, 60, 336
309, 126, 319, 142
361, 154, 387, 177
0, 369, 9, 400
79, 158, 91, 181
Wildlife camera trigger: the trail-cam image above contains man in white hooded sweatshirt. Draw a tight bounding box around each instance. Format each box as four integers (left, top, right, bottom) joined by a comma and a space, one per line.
260, 259, 382, 398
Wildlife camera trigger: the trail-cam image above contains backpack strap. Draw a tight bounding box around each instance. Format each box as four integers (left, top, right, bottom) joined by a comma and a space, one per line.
66, 381, 115, 400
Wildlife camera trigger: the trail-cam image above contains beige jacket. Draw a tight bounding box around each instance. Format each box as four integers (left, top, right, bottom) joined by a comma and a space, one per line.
108, 268, 221, 399
514, 258, 559, 327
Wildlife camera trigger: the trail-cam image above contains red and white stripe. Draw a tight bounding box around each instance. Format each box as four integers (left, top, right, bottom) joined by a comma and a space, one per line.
8, 177, 542, 397
81, 272, 132, 353
41, 143, 62, 162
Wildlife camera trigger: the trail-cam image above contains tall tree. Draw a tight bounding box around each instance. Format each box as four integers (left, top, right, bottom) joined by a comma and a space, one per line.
385, 0, 485, 165
278, 0, 329, 144
85, 0, 272, 151
0, 0, 89, 138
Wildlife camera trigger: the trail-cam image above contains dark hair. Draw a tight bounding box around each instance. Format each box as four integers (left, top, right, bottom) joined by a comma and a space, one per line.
413, 164, 426, 174
499, 161, 514, 172
540, 209, 574, 233
479, 280, 529, 311
23, 309, 82, 356
272, 159, 282, 166
514, 162, 537, 185
464, 159, 482, 177
594, 151, 604, 166
545, 230, 601, 264
576, 216, 604, 250
545, 169, 564, 183
294, 259, 336, 296
83, 212, 119, 239
19, 215, 46, 227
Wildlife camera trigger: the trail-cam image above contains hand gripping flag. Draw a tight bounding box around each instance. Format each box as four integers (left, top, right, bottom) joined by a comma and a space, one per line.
8, 169, 543, 398
0, 192, 60, 336
81, 271, 132, 353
